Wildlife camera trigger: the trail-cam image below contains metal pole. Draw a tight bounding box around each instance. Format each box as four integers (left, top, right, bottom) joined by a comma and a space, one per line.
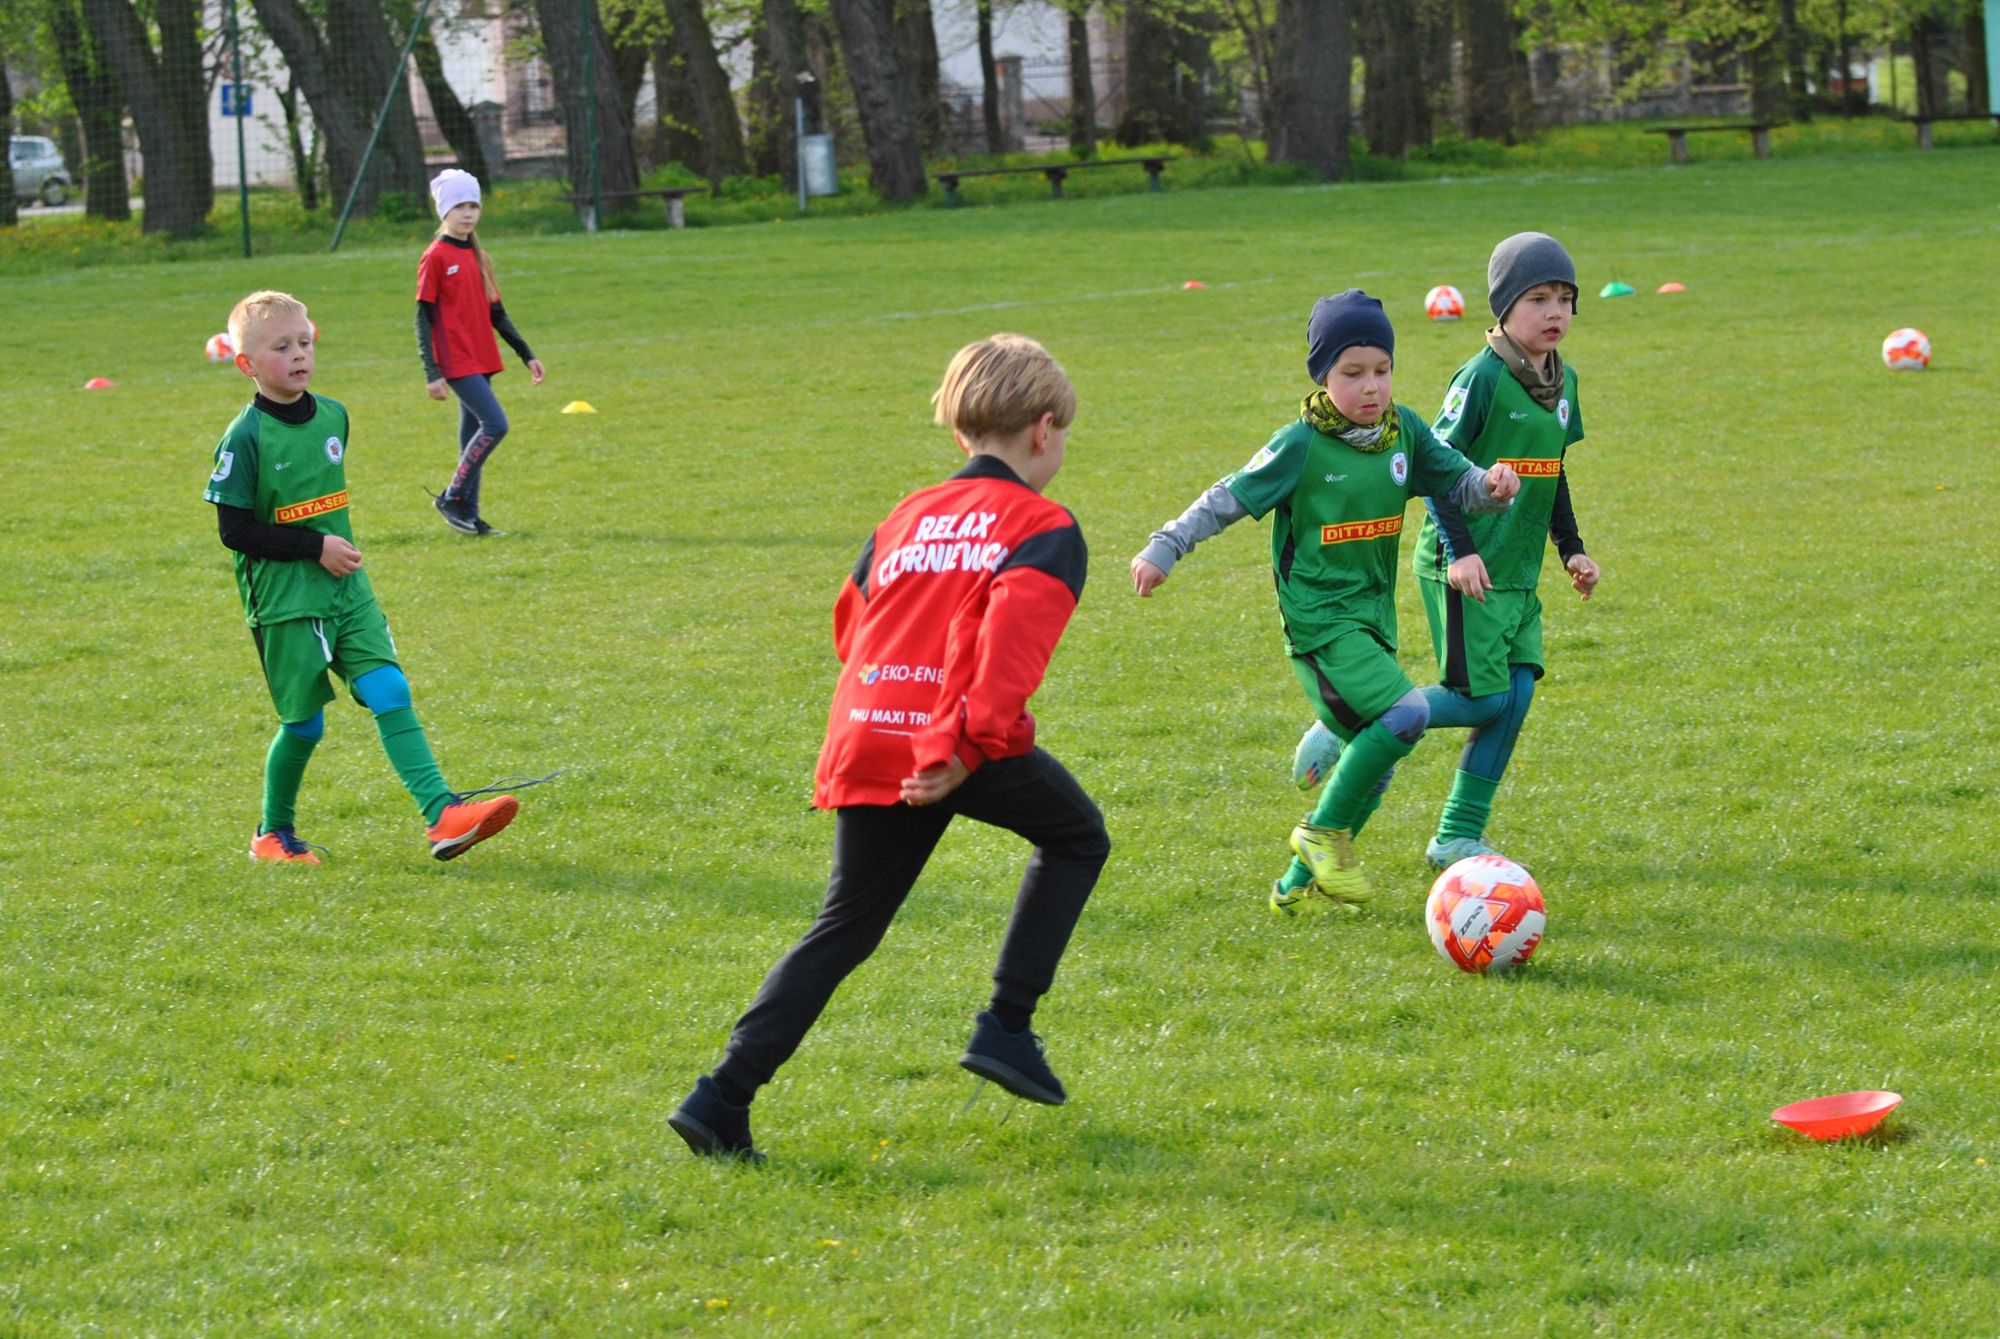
795, 97, 807, 212
230, 0, 251, 257
584, 0, 601, 231
329, 0, 437, 252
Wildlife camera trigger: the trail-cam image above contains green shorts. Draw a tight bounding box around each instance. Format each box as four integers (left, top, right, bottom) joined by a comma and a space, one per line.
1289, 628, 1415, 743
1419, 580, 1544, 699
252, 601, 400, 723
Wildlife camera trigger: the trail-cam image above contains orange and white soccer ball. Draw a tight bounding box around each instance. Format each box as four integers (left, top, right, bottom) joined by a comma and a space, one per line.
1881, 328, 1929, 371
1425, 855, 1545, 975
205, 332, 236, 363
1424, 285, 1466, 321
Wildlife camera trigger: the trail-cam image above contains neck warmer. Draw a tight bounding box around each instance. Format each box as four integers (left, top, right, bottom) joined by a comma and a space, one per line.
1486, 327, 1565, 411
1301, 389, 1400, 453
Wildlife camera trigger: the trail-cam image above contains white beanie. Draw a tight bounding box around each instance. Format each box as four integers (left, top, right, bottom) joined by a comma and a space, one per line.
430, 169, 481, 219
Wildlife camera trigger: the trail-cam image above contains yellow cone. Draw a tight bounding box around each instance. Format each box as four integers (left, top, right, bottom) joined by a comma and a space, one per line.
561, 400, 598, 414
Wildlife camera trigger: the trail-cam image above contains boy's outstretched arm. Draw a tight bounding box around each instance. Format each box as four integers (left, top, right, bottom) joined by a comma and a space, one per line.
1130, 479, 1249, 596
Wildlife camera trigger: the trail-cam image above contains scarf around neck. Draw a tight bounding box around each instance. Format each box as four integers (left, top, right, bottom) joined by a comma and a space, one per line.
1302, 389, 1400, 452
1486, 327, 1565, 411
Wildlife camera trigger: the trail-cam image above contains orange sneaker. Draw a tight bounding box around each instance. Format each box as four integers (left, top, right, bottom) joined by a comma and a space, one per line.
249, 826, 324, 865
427, 794, 519, 861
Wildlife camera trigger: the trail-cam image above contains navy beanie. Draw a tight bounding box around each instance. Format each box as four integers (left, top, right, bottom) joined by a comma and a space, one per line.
1306, 289, 1395, 384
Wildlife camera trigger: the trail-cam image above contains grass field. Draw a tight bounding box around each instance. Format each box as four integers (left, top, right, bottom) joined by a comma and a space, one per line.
3, 148, 1998, 1335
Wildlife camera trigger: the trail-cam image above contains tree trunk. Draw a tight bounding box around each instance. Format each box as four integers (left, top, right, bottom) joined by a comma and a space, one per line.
1117, 3, 1180, 143
0, 54, 15, 228
759, 0, 814, 189
1357, 0, 1425, 157
412, 21, 490, 185
976, 0, 1004, 152
664, 0, 748, 188
536, 0, 642, 211
48, 0, 132, 220
827, 0, 927, 200
1457, 0, 1523, 142
79, 0, 211, 235
276, 77, 318, 209
652, 38, 706, 169
1067, 5, 1097, 154
325, 0, 428, 205
1909, 10, 1944, 120
1776, 0, 1811, 121
1835, 0, 1858, 114
892, 0, 945, 154
1268, 0, 1352, 178
1747, 30, 1785, 125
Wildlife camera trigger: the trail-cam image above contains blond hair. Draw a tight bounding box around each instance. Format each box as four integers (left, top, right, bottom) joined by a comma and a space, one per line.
434, 221, 502, 301
931, 334, 1076, 439
228, 290, 311, 354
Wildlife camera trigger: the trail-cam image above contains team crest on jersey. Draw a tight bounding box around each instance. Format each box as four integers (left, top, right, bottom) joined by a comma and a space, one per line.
1441, 386, 1468, 422
447, 264, 461, 276
1390, 451, 1408, 485
1246, 445, 1275, 471
325, 436, 344, 463
1557, 399, 1571, 428
210, 450, 234, 482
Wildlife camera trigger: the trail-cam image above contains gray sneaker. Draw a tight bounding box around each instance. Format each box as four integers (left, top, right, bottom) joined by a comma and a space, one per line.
1425, 835, 1503, 870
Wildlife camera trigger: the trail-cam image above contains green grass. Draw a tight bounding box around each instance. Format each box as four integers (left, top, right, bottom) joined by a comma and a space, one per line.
3, 148, 1998, 1334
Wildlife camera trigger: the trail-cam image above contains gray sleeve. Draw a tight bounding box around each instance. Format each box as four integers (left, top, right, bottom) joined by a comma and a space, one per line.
1449, 464, 1514, 515
1135, 479, 1250, 577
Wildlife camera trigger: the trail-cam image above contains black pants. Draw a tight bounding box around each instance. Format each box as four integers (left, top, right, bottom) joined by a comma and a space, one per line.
714, 748, 1110, 1098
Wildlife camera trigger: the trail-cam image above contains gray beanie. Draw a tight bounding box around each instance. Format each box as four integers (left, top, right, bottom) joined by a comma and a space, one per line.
1488, 232, 1577, 320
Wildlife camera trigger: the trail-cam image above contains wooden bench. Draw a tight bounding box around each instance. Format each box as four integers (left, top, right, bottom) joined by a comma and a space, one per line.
1646, 122, 1787, 163
561, 187, 698, 228
1907, 112, 2000, 149
934, 156, 1174, 207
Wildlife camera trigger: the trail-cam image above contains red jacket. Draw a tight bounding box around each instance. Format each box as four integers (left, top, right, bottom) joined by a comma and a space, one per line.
814, 454, 1087, 808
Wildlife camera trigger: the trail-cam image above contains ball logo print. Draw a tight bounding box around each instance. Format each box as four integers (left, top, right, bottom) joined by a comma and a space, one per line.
205, 332, 236, 363
1425, 285, 1466, 321
1425, 855, 1545, 974
1881, 328, 1930, 371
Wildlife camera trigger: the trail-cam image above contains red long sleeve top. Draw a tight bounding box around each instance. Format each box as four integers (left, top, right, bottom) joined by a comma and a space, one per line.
813, 454, 1088, 809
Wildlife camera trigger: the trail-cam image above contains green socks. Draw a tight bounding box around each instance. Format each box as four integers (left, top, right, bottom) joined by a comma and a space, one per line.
1436, 770, 1500, 844
373, 707, 454, 824
1312, 722, 1416, 832
261, 727, 319, 832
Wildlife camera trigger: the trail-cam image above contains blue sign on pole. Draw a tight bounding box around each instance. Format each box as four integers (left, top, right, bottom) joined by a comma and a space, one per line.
222, 84, 252, 117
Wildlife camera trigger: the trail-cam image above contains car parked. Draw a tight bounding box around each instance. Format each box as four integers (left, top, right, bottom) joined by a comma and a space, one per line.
10, 136, 72, 207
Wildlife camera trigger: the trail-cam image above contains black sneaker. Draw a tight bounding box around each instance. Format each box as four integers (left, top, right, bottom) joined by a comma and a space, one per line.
959, 1011, 1067, 1105
668, 1075, 764, 1163
472, 517, 503, 537
431, 490, 479, 534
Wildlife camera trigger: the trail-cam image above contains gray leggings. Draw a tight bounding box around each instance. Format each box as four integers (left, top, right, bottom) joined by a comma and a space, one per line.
444, 373, 509, 510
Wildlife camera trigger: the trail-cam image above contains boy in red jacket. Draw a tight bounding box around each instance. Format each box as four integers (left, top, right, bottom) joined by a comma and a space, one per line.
670, 335, 1110, 1162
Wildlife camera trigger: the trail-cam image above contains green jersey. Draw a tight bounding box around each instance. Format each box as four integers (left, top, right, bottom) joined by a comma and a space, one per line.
1415, 347, 1583, 590
1227, 405, 1481, 656
203, 393, 375, 627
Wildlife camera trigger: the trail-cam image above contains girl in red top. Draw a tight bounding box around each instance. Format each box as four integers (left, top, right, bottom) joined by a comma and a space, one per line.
416, 170, 546, 536
668, 336, 1111, 1162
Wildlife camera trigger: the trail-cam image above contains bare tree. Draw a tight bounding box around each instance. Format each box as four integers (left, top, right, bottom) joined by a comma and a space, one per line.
757, 0, 815, 188
536, 0, 642, 208
1457, 0, 1525, 142
1356, 0, 1428, 156
250, 0, 427, 218
828, 0, 927, 200
976, 0, 1004, 151
47, 0, 131, 219
662, 0, 747, 187
891, 0, 945, 154
80, 0, 213, 234
1268, 0, 1353, 178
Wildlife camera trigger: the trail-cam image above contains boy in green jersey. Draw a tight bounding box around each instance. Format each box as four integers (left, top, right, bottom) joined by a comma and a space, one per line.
1295, 234, 1601, 868
204, 290, 526, 864
1132, 290, 1519, 913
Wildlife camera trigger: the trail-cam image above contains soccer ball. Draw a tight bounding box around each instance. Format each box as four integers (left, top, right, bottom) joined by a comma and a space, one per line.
205, 332, 236, 363
1425, 855, 1545, 975
1424, 285, 1466, 321
1881, 328, 1929, 371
